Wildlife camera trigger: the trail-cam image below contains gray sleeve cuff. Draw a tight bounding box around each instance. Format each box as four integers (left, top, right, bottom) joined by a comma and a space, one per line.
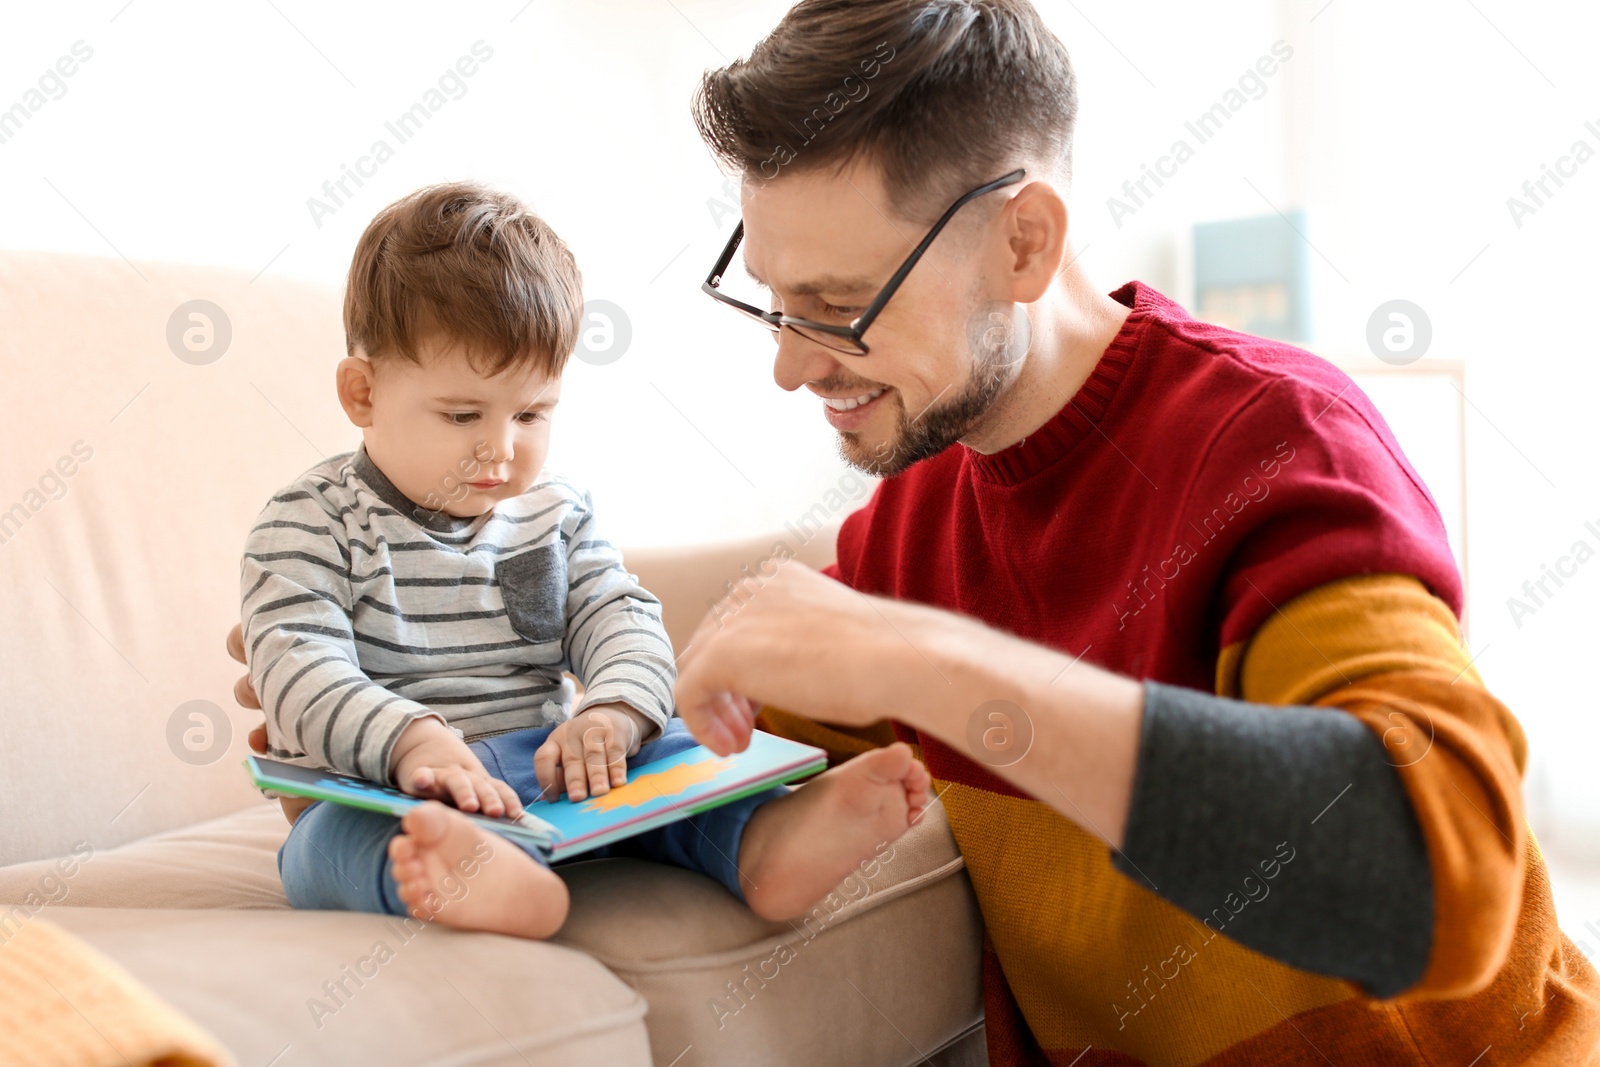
1112, 680, 1434, 998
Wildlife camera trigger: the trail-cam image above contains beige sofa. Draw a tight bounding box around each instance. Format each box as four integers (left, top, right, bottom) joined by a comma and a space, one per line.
0, 251, 985, 1066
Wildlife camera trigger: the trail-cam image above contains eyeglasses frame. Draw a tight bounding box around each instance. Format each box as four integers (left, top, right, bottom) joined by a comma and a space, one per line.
700, 168, 1028, 355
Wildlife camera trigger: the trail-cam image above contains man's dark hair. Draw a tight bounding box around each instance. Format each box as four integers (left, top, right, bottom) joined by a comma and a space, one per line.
692, 0, 1078, 221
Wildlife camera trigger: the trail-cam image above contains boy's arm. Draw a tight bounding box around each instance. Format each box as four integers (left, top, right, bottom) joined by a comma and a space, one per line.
559, 492, 676, 744
241, 489, 449, 782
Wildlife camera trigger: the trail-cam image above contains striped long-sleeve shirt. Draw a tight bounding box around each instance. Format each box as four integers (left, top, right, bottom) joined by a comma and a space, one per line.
240, 444, 675, 785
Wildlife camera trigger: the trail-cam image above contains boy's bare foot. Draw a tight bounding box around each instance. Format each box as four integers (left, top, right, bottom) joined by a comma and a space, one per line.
388, 801, 569, 940
736, 742, 931, 921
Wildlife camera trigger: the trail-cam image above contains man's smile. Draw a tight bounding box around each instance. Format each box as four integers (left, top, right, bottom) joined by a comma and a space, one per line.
812, 384, 892, 430
817, 386, 886, 411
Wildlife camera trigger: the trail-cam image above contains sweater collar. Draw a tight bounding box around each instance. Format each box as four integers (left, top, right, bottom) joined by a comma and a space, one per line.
350, 443, 481, 534
962, 280, 1161, 486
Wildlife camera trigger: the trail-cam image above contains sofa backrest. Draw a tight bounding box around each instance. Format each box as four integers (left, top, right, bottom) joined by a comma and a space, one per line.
0, 250, 354, 865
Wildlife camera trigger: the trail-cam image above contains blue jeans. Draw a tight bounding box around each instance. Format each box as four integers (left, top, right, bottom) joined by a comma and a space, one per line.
277, 718, 781, 917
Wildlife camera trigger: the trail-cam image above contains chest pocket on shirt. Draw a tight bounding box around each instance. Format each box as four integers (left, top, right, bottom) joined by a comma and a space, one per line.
496, 543, 567, 646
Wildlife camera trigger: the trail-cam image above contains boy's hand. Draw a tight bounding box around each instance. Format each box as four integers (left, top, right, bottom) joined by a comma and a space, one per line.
534, 703, 655, 802
390, 717, 522, 818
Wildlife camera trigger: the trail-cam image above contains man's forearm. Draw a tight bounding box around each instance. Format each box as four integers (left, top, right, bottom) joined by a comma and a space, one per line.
890, 588, 1442, 998
896, 604, 1146, 847
675, 560, 1143, 844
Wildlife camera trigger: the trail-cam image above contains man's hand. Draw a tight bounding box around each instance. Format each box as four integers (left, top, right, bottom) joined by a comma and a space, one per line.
228, 623, 316, 824
227, 621, 275, 754
228, 623, 263, 711
674, 558, 945, 755
389, 717, 522, 818
533, 703, 654, 801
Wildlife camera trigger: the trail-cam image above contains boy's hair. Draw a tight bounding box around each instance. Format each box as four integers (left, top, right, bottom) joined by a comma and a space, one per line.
344, 182, 583, 377
691, 0, 1077, 223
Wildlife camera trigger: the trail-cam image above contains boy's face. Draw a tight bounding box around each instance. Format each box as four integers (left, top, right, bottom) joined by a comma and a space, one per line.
344, 336, 562, 518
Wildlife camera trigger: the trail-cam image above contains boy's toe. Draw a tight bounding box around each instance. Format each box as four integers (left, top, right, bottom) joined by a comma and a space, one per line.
400, 799, 453, 845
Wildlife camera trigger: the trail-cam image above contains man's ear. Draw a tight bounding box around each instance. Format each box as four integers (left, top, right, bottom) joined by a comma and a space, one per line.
336, 354, 377, 428
1002, 180, 1069, 304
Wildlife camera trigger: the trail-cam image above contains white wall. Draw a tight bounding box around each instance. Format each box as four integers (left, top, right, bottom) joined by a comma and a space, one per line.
4, 2, 1596, 850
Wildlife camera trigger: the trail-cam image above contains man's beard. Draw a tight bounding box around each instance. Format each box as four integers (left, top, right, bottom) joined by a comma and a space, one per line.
836, 303, 1027, 477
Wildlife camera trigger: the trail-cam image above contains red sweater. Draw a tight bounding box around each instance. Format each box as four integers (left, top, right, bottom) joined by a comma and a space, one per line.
836, 281, 1460, 700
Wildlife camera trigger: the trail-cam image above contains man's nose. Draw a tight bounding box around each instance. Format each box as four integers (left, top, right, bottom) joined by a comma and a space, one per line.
773, 327, 844, 393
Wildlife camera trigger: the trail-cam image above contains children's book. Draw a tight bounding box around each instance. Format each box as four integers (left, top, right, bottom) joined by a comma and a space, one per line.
244, 729, 827, 862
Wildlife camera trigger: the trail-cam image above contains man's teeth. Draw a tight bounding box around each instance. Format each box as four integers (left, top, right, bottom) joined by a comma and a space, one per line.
823, 388, 885, 412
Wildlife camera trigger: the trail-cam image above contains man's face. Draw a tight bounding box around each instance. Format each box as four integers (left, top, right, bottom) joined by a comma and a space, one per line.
360, 338, 562, 517
740, 159, 1023, 476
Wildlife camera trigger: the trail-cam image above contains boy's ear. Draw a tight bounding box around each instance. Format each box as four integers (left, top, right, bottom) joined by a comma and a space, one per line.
336, 354, 377, 428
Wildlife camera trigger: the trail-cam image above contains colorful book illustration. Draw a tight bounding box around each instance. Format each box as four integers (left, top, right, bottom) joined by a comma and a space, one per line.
244, 729, 827, 862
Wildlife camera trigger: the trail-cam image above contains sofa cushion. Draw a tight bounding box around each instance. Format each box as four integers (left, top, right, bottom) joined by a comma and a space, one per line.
0, 803, 291, 912
42, 906, 652, 1067
556, 851, 981, 1067
0, 796, 983, 1067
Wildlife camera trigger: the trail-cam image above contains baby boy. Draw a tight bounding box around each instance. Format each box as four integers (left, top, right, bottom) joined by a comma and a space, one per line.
241, 182, 928, 939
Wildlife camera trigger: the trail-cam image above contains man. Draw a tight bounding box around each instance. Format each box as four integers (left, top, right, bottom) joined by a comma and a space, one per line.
234, 0, 1599, 1063
668, 1, 1598, 1064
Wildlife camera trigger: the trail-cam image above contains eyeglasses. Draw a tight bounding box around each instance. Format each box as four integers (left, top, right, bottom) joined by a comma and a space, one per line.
701, 168, 1027, 356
